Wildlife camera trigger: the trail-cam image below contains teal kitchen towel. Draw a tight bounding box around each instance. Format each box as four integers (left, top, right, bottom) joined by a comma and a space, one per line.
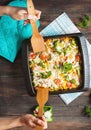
0, 0, 40, 62
41, 12, 91, 104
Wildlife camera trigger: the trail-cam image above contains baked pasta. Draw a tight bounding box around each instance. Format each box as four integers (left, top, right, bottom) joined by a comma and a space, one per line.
29, 36, 82, 92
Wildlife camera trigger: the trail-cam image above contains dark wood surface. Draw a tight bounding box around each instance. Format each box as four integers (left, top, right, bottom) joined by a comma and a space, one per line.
0, 0, 91, 130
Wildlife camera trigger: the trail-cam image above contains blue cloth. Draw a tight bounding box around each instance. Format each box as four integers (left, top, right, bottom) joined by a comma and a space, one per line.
0, 0, 40, 62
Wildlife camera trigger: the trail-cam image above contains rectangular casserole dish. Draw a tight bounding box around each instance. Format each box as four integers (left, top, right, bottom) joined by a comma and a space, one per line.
22, 33, 90, 96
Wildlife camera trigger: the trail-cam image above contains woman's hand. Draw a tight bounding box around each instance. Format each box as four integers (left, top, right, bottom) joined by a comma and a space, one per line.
7, 6, 41, 20
0, 114, 47, 130
19, 114, 47, 129
0, 6, 41, 21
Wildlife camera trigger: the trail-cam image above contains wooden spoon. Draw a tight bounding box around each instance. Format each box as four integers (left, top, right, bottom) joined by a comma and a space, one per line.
27, 0, 45, 53
36, 87, 49, 130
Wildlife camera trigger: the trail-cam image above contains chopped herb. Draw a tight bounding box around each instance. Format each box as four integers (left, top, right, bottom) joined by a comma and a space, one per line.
62, 46, 71, 55
38, 61, 46, 68
62, 62, 72, 73
85, 106, 91, 116
70, 79, 76, 84
40, 71, 52, 79
71, 39, 76, 46
77, 15, 90, 28
64, 75, 69, 81
53, 39, 62, 54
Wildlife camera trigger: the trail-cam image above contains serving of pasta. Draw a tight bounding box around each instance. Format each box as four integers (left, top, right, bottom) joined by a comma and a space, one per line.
29, 36, 82, 92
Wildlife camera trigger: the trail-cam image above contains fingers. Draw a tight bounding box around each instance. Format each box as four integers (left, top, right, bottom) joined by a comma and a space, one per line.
40, 116, 48, 129
24, 19, 30, 25
35, 116, 47, 129
20, 115, 36, 128
27, 9, 41, 21
28, 15, 37, 20
34, 118, 44, 126
18, 9, 28, 20
35, 10, 41, 19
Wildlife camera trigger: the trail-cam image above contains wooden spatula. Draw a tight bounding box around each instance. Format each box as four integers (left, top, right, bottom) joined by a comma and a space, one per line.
36, 87, 49, 130
27, 0, 45, 53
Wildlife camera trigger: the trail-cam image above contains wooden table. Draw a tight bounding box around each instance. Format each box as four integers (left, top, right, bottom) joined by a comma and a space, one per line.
0, 0, 91, 130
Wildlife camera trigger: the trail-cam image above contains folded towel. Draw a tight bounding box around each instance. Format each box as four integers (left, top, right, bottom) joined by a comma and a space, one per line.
0, 0, 40, 62
40, 12, 91, 104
